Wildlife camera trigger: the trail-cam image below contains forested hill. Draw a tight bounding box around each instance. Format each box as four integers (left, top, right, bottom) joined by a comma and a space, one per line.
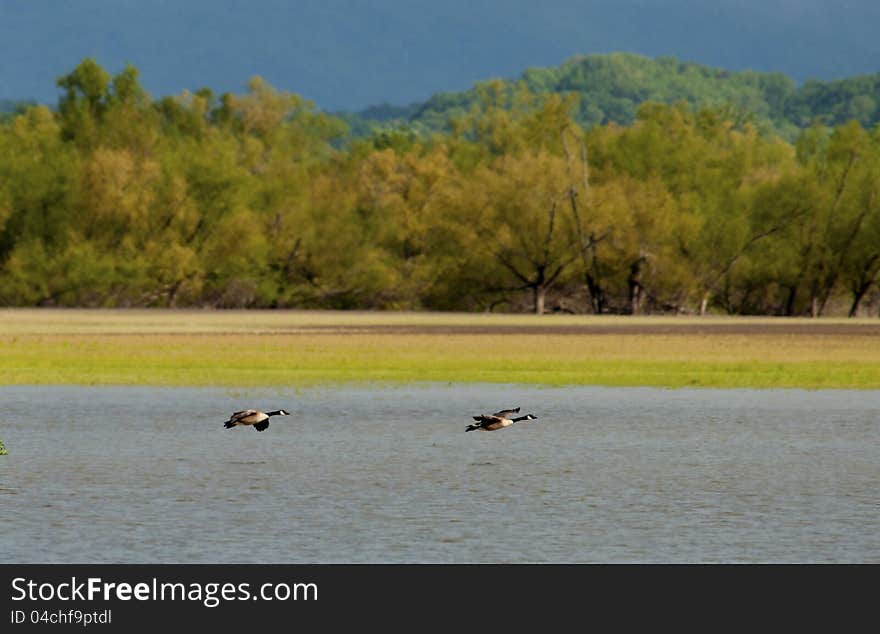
340, 53, 880, 140
0, 100, 35, 122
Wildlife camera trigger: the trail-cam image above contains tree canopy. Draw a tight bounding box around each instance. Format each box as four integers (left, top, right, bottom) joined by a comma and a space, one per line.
1, 58, 879, 316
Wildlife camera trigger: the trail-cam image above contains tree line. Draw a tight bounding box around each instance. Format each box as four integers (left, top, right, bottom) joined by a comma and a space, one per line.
1, 59, 879, 316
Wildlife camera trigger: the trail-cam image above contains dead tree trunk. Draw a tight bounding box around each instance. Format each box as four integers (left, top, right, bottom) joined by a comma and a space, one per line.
849, 287, 868, 317
698, 214, 802, 317
819, 195, 874, 316
848, 253, 880, 317
561, 126, 606, 314
814, 151, 859, 316
780, 285, 796, 316
585, 269, 607, 314
628, 256, 646, 315
534, 286, 546, 315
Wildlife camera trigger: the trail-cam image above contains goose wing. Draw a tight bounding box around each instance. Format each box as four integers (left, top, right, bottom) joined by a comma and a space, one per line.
467, 414, 500, 431
491, 407, 520, 418
228, 409, 259, 423
472, 414, 505, 426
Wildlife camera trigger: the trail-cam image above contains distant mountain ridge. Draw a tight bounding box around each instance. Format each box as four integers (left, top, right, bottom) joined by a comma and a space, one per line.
340, 53, 880, 139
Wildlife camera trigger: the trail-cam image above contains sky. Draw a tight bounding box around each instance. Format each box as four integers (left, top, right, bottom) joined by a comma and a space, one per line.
1, 0, 878, 111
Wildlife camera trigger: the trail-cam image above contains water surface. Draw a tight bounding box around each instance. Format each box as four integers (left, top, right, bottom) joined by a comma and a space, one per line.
1, 385, 878, 562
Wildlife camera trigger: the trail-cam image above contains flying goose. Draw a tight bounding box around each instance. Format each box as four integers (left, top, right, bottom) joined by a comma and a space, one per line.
466, 407, 538, 432
223, 409, 290, 432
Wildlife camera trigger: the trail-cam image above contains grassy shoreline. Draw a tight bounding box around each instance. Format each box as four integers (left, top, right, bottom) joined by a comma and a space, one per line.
2, 310, 879, 389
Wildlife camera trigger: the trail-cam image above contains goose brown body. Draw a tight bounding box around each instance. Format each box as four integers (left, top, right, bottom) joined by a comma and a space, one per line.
465, 407, 538, 432
223, 409, 290, 432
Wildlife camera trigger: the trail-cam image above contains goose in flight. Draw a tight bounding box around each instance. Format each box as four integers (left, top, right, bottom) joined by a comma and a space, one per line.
466, 407, 538, 432
223, 409, 290, 432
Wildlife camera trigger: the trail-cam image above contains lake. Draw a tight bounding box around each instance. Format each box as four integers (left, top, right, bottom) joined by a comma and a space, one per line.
1, 385, 878, 562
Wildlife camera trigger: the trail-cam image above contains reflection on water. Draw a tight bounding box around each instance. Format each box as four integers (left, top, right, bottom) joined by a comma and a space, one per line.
1, 385, 878, 563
